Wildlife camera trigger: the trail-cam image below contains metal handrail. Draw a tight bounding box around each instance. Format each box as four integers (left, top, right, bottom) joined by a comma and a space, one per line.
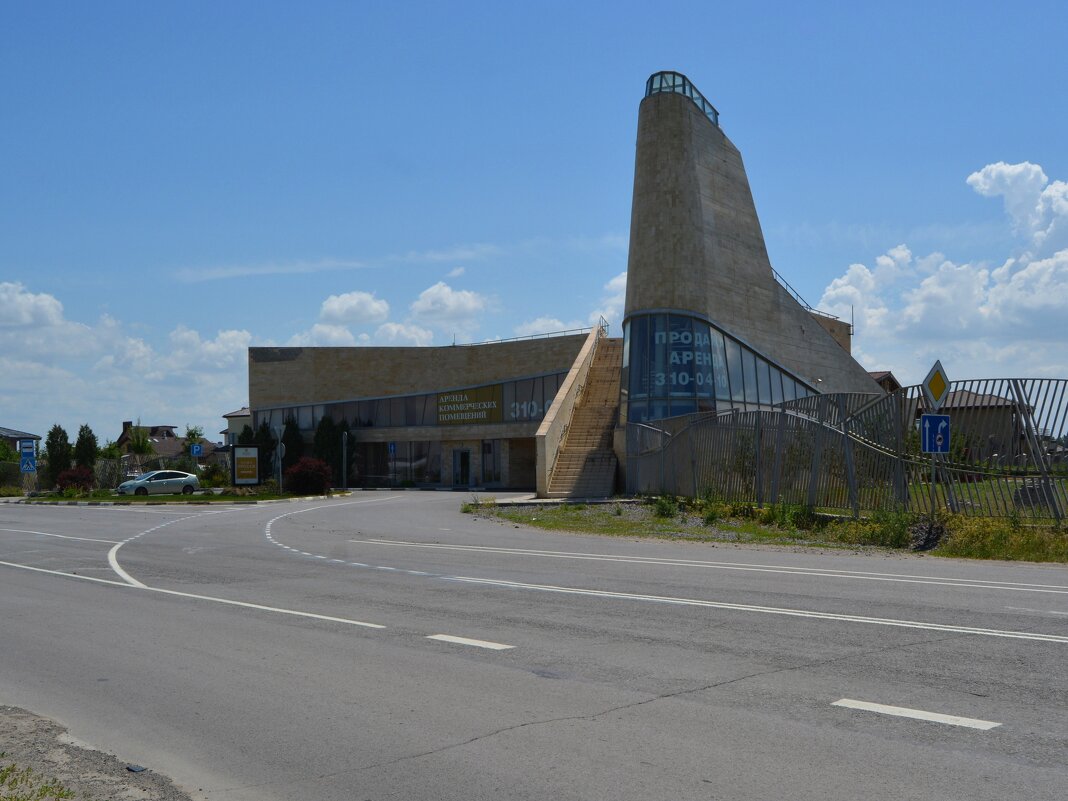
645, 71, 719, 127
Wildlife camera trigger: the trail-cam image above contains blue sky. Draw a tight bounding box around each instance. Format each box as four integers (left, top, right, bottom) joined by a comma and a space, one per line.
3, 1, 1067, 443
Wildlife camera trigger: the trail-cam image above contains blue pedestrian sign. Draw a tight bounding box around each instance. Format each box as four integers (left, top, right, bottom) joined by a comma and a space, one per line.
388, 441, 396, 456
19, 440, 36, 473
921, 414, 950, 454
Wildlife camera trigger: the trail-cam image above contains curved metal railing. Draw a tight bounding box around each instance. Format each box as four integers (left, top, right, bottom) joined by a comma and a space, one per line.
646, 71, 719, 127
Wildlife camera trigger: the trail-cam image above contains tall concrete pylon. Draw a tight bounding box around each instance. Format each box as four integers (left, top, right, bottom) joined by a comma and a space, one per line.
622, 72, 878, 423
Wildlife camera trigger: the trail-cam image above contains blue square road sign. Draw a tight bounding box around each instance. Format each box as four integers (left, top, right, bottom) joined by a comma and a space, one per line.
921, 414, 951, 454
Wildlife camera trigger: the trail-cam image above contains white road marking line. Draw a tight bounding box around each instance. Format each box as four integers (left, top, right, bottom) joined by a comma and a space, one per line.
445, 575, 1068, 644
363, 539, 1068, 594
1005, 606, 1068, 616
0, 559, 386, 629
832, 699, 1001, 730
0, 528, 119, 544
107, 541, 147, 588
106, 508, 243, 588
427, 634, 514, 650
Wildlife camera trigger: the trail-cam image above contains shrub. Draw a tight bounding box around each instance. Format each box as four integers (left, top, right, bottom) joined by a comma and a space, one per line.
284, 457, 333, 495
199, 462, 229, 488
56, 465, 94, 492
936, 515, 1068, 562
653, 495, 678, 518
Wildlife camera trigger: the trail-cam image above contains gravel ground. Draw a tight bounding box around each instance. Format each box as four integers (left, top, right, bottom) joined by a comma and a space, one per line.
0, 706, 193, 801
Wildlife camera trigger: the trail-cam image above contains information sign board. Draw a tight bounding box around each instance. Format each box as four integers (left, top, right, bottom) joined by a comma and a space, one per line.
233, 446, 259, 485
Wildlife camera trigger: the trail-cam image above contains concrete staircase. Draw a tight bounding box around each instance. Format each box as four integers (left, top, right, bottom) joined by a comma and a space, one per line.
547, 338, 622, 498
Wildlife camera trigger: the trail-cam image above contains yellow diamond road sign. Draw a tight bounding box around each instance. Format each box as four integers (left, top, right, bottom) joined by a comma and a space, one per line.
922, 360, 950, 410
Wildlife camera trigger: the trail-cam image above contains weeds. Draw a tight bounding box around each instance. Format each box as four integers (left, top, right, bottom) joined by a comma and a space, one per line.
0, 759, 75, 800
460, 495, 497, 514
652, 496, 678, 518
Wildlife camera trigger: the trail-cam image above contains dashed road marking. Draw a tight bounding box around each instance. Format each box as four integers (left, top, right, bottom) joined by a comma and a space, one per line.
832, 699, 1001, 730
427, 634, 514, 650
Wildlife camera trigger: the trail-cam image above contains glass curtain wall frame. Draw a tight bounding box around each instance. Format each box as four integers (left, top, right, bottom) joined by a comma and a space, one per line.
622, 311, 815, 424
254, 371, 569, 434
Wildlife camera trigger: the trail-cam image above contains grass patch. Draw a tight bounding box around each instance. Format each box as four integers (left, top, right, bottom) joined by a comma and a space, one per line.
0, 756, 75, 800
935, 516, 1068, 562
482, 497, 1068, 563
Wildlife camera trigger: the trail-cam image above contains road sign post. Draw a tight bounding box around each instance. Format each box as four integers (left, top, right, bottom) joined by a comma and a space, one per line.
19, 440, 36, 474
920, 361, 951, 524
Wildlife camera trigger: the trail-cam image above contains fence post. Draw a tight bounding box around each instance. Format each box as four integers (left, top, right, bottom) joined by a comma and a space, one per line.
1009, 379, 1062, 522
892, 392, 909, 509
754, 412, 764, 507
770, 408, 786, 505
838, 395, 859, 518
808, 396, 828, 509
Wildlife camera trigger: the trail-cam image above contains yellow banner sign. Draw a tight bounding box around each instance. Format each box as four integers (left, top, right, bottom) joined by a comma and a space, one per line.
437, 385, 503, 425
234, 447, 259, 484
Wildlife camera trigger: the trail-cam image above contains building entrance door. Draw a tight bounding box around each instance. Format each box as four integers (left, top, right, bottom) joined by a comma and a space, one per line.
453, 449, 471, 486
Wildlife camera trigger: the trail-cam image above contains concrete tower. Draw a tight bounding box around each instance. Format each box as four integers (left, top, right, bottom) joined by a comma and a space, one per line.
621, 72, 879, 424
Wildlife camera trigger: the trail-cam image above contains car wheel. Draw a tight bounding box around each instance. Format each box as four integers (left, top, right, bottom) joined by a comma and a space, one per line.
135, 487, 148, 496
182, 485, 194, 495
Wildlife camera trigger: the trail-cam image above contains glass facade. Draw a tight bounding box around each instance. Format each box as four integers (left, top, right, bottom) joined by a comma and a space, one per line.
621, 312, 813, 424
645, 71, 719, 127
254, 372, 568, 434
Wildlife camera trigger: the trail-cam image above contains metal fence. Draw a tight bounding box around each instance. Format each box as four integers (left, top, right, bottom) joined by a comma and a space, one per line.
627, 378, 1068, 520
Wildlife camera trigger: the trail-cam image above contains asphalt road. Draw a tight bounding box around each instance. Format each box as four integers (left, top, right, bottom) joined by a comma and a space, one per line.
2, 493, 1067, 800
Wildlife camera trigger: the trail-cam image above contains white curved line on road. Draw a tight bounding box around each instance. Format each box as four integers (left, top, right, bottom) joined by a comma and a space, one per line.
0, 527, 119, 544
107, 541, 147, 588
445, 575, 1068, 644
108, 507, 250, 588
0, 559, 386, 629
362, 539, 1068, 594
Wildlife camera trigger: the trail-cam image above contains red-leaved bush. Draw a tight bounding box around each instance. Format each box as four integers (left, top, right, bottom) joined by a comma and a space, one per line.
57, 465, 94, 492
283, 457, 333, 495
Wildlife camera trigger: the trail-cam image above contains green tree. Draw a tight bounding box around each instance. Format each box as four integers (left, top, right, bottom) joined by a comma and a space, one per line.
313, 415, 340, 485
73, 424, 99, 469
184, 424, 204, 447
237, 424, 255, 446
126, 419, 155, 456
281, 415, 303, 470
99, 439, 122, 460
254, 421, 276, 480
44, 424, 72, 486
0, 439, 16, 463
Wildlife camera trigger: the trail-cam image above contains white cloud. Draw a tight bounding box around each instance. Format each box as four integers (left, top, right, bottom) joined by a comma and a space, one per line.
397, 243, 503, 263
819, 244, 1068, 382
0, 282, 65, 327
967, 161, 1068, 252
514, 316, 577, 336
319, 291, 389, 325
409, 281, 488, 336
589, 271, 627, 332
814, 161, 1068, 383
374, 322, 434, 346
0, 283, 252, 444
446, 266, 465, 278
176, 258, 367, 283
287, 323, 358, 347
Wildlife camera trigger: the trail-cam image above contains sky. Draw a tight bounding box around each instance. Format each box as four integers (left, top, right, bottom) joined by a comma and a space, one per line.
2, 1, 1067, 444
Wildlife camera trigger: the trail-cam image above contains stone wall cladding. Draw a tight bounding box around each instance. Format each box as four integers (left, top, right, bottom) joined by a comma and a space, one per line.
249, 335, 587, 409
625, 91, 879, 395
